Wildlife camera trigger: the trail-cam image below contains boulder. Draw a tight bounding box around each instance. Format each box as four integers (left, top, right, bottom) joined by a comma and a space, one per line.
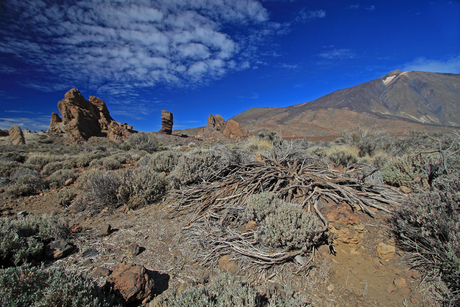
197, 114, 252, 141
9, 125, 25, 145
45, 240, 74, 259
0, 129, 9, 137
159, 110, 173, 135
52, 89, 136, 143
206, 114, 226, 132
223, 119, 252, 141
107, 262, 155, 304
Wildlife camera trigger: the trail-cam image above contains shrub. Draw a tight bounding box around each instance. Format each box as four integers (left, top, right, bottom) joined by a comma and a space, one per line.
103, 158, 121, 170
41, 161, 65, 176
75, 169, 103, 190
245, 136, 273, 153
54, 189, 77, 207
123, 133, 159, 154
26, 154, 62, 169
326, 146, 359, 168
389, 176, 460, 305
148, 151, 182, 173
0, 161, 21, 179
47, 169, 78, 189
87, 171, 121, 209
0, 215, 67, 265
0, 264, 121, 307
244, 193, 323, 251
75, 150, 107, 168
117, 167, 168, 209
157, 273, 310, 307
170, 149, 224, 185
5, 168, 43, 197
261, 202, 323, 250
380, 155, 426, 188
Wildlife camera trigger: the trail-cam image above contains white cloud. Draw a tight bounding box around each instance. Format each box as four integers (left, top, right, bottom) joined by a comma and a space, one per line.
318, 48, 355, 59
0, 117, 50, 131
402, 55, 460, 74
346, 4, 360, 9
296, 9, 326, 22
0, 0, 275, 93
365, 5, 376, 11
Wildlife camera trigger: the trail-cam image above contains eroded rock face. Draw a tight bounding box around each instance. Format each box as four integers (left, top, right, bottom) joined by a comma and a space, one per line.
51, 89, 136, 143
198, 114, 252, 141
223, 119, 251, 141
0, 129, 9, 137
9, 125, 25, 145
107, 262, 154, 304
159, 110, 173, 135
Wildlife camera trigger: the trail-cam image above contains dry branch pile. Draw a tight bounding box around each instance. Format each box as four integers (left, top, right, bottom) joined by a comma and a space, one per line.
168, 154, 404, 268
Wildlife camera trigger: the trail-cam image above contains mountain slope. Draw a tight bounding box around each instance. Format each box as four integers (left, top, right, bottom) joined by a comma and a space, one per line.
231, 71, 460, 140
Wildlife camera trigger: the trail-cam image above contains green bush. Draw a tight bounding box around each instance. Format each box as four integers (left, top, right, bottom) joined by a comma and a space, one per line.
122, 133, 159, 154
389, 175, 460, 305
117, 167, 168, 209
86, 171, 121, 209
75, 169, 103, 190
157, 273, 310, 307
0, 161, 21, 179
327, 149, 358, 168
41, 161, 65, 176
244, 193, 323, 250
260, 202, 323, 250
47, 169, 78, 189
0, 215, 67, 265
380, 155, 425, 188
0, 264, 121, 307
26, 154, 62, 169
5, 168, 43, 197
103, 158, 121, 170
75, 150, 107, 168
148, 151, 182, 173
170, 149, 224, 185
54, 189, 77, 207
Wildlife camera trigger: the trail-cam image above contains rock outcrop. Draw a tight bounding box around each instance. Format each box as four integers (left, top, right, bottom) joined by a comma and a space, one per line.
159, 110, 173, 135
51, 89, 136, 143
0, 129, 9, 137
9, 125, 25, 145
197, 114, 252, 141
107, 262, 154, 304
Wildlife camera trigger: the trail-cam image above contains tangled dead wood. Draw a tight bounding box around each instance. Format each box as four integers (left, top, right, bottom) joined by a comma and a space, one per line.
168, 154, 404, 267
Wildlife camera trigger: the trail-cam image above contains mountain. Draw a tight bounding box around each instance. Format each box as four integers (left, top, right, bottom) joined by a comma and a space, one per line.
231, 71, 460, 140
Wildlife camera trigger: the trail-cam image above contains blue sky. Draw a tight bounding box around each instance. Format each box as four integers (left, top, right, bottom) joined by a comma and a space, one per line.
0, 0, 459, 132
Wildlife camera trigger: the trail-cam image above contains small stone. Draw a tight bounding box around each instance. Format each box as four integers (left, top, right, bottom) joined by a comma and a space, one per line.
127, 242, 141, 257
100, 224, 111, 236
294, 255, 309, 265
406, 270, 420, 279
70, 224, 82, 233
386, 283, 397, 293
45, 240, 74, 259
218, 255, 239, 275
326, 284, 335, 293
82, 248, 99, 258
394, 268, 402, 275
92, 267, 111, 278
246, 220, 257, 231
376, 242, 396, 260
176, 283, 189, 295
394, 278, 408, 288
64, 178, 75, 186
399, 186, 412, 193
17, 210, 27, 218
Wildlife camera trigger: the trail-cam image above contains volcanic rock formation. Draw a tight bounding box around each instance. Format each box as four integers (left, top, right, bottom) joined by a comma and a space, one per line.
9, 125, 25, 145
159, 110, 173, 135
50, 89, 136, 143
197, 114, 252, 141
